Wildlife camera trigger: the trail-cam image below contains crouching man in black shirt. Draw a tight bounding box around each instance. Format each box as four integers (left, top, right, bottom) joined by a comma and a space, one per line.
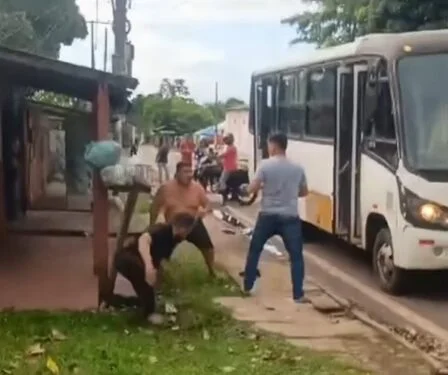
114, 212, 196, 324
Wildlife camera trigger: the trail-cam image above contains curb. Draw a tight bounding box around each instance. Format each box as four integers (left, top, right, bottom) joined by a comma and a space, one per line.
219, 205, 448, 374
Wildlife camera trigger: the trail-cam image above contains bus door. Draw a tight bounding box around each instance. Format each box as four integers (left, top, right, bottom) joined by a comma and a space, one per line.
254, 77, 275, 169
351, 64, 368, 243
334, 66, 354, 237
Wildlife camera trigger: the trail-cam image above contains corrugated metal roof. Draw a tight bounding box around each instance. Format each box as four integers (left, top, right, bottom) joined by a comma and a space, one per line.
0, 45, 138, 106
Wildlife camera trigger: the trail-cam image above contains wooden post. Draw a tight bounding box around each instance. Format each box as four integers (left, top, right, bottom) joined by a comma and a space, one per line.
0, 93, 6, 240
107, 186, 139, 297
93, 83, 110, 303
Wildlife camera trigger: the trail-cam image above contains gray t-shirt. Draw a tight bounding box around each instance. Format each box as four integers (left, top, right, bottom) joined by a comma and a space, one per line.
255, 156, 307, 217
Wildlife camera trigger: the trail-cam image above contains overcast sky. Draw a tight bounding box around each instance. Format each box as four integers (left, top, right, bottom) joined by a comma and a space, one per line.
60, 0, 314, 103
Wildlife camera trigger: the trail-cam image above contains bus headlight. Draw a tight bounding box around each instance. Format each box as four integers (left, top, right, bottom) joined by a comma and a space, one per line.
420, 203, 442, 222
401, 188, 448, 230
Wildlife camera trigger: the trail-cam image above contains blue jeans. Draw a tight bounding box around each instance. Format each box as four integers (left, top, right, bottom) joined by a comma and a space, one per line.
243, 213, 305, 300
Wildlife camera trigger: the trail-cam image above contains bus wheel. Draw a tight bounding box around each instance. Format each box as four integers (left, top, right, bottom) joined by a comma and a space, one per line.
372, 228, 408, 295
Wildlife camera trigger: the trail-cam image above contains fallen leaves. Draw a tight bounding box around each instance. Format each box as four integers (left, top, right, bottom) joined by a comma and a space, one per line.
164, 302, 178, 315
26, 343, 45, 357
18, 329, 69, 373
202, 329, 210, 341
51, 329, 67, 342
46, 357, 60, 374
149, 355, 158, 364
221, 366, 236, 373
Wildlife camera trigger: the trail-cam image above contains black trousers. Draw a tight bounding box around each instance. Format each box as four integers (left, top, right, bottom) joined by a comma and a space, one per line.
114, 248, 155, 318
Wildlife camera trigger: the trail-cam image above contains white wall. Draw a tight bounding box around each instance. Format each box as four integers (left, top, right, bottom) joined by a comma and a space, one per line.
223, 109, 256, 176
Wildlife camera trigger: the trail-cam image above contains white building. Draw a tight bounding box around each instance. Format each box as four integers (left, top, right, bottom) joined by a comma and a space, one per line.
222, 105, 256, 175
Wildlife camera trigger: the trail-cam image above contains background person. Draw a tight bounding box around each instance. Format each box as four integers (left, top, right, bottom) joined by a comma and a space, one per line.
218, 133, 238, 192
156, 138, 170, 183
180, 134, 195, 165
240, 133, 309, 303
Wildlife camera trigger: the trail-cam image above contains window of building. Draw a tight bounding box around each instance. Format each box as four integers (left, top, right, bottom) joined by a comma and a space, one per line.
278, 70, 305, 137
305, 67, 336, 139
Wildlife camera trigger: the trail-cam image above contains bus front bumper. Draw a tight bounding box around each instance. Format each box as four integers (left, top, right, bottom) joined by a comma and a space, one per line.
395, 225, 448, 270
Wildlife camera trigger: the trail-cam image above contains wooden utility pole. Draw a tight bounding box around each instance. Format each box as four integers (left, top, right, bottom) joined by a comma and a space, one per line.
112, 0, 127, 76
111, 0, 132, 146
90, 21, 95, 69
103, 28, 108, 71
214, 81, 219, 136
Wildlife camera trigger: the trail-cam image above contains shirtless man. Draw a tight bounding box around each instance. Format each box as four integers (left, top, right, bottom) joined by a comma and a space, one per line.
150, 161, 215, 276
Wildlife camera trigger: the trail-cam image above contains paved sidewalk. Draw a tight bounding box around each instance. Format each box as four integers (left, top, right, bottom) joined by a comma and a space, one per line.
206, 216, 430, 374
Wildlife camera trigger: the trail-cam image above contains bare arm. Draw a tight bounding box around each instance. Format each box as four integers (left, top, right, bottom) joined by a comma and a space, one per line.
246, 178, 262, 195
150, 185, 165, 225
197, 184, 212, 217
246, 163, 264, 195
138, 233, 157, 285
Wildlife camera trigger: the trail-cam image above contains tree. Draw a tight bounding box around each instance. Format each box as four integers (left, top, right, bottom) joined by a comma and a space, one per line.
169, 97, 215, 134
204, 97, 247, 123
225, 97, 246, 108
138, 79, 215, 136
32, 91, 77, 108
281, 0, 370, 47
282, 0, 448, 47
0, 0, 87, 57
159, 78, 190, 99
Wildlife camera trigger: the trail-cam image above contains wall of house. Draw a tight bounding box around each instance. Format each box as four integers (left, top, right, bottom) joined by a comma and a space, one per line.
223, 109, 252, 159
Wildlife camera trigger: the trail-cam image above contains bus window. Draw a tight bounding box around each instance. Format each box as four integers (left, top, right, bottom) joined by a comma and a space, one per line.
279, 71, 305, 137
305, 66, 336, 139
364, 81, 398, 168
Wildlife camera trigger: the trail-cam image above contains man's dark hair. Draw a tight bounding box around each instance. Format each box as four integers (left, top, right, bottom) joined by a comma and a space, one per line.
268, 133, 288, 151
176, 161, 192, 174
171, 212, 196, 229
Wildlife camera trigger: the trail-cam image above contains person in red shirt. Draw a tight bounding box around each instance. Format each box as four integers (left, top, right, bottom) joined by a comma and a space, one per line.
180, 135, 194, 165
218, 133, 238, 192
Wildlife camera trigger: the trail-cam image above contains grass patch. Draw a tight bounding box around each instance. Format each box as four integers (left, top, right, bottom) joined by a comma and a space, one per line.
0, 247, 367, 375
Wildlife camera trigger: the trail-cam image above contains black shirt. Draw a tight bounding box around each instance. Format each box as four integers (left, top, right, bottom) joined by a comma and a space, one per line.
147, 223, 182, 268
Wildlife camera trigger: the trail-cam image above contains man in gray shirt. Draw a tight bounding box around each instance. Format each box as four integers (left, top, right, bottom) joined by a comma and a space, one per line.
241, 133, 308, 303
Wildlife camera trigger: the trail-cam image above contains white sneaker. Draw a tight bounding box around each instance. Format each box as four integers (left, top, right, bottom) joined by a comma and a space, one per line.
242, 280, 258, 296
293, 296, 311, 304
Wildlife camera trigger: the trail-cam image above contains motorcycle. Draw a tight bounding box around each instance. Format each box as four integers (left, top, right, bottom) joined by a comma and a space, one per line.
194, 151, 257, 206
194, 160, 221, 191
220, 167, 258, 206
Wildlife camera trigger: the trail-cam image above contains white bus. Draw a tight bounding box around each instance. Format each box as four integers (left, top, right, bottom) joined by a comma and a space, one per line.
249, 30, 448, 295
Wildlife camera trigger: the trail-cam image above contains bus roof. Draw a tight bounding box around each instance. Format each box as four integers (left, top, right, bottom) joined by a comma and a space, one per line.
253, 29, 448, 76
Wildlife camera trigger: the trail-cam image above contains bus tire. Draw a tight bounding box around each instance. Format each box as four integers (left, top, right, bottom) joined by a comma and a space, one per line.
372, 227, 408, 295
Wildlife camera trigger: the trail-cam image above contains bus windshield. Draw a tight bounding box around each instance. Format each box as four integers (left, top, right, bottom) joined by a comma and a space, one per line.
399, 53, 448, 170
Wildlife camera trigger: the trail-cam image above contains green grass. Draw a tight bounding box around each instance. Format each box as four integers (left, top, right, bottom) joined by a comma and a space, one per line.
0, 249, 367, 375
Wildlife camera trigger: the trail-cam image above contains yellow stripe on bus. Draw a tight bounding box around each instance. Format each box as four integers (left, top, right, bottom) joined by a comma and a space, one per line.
305, 190, 333, 233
